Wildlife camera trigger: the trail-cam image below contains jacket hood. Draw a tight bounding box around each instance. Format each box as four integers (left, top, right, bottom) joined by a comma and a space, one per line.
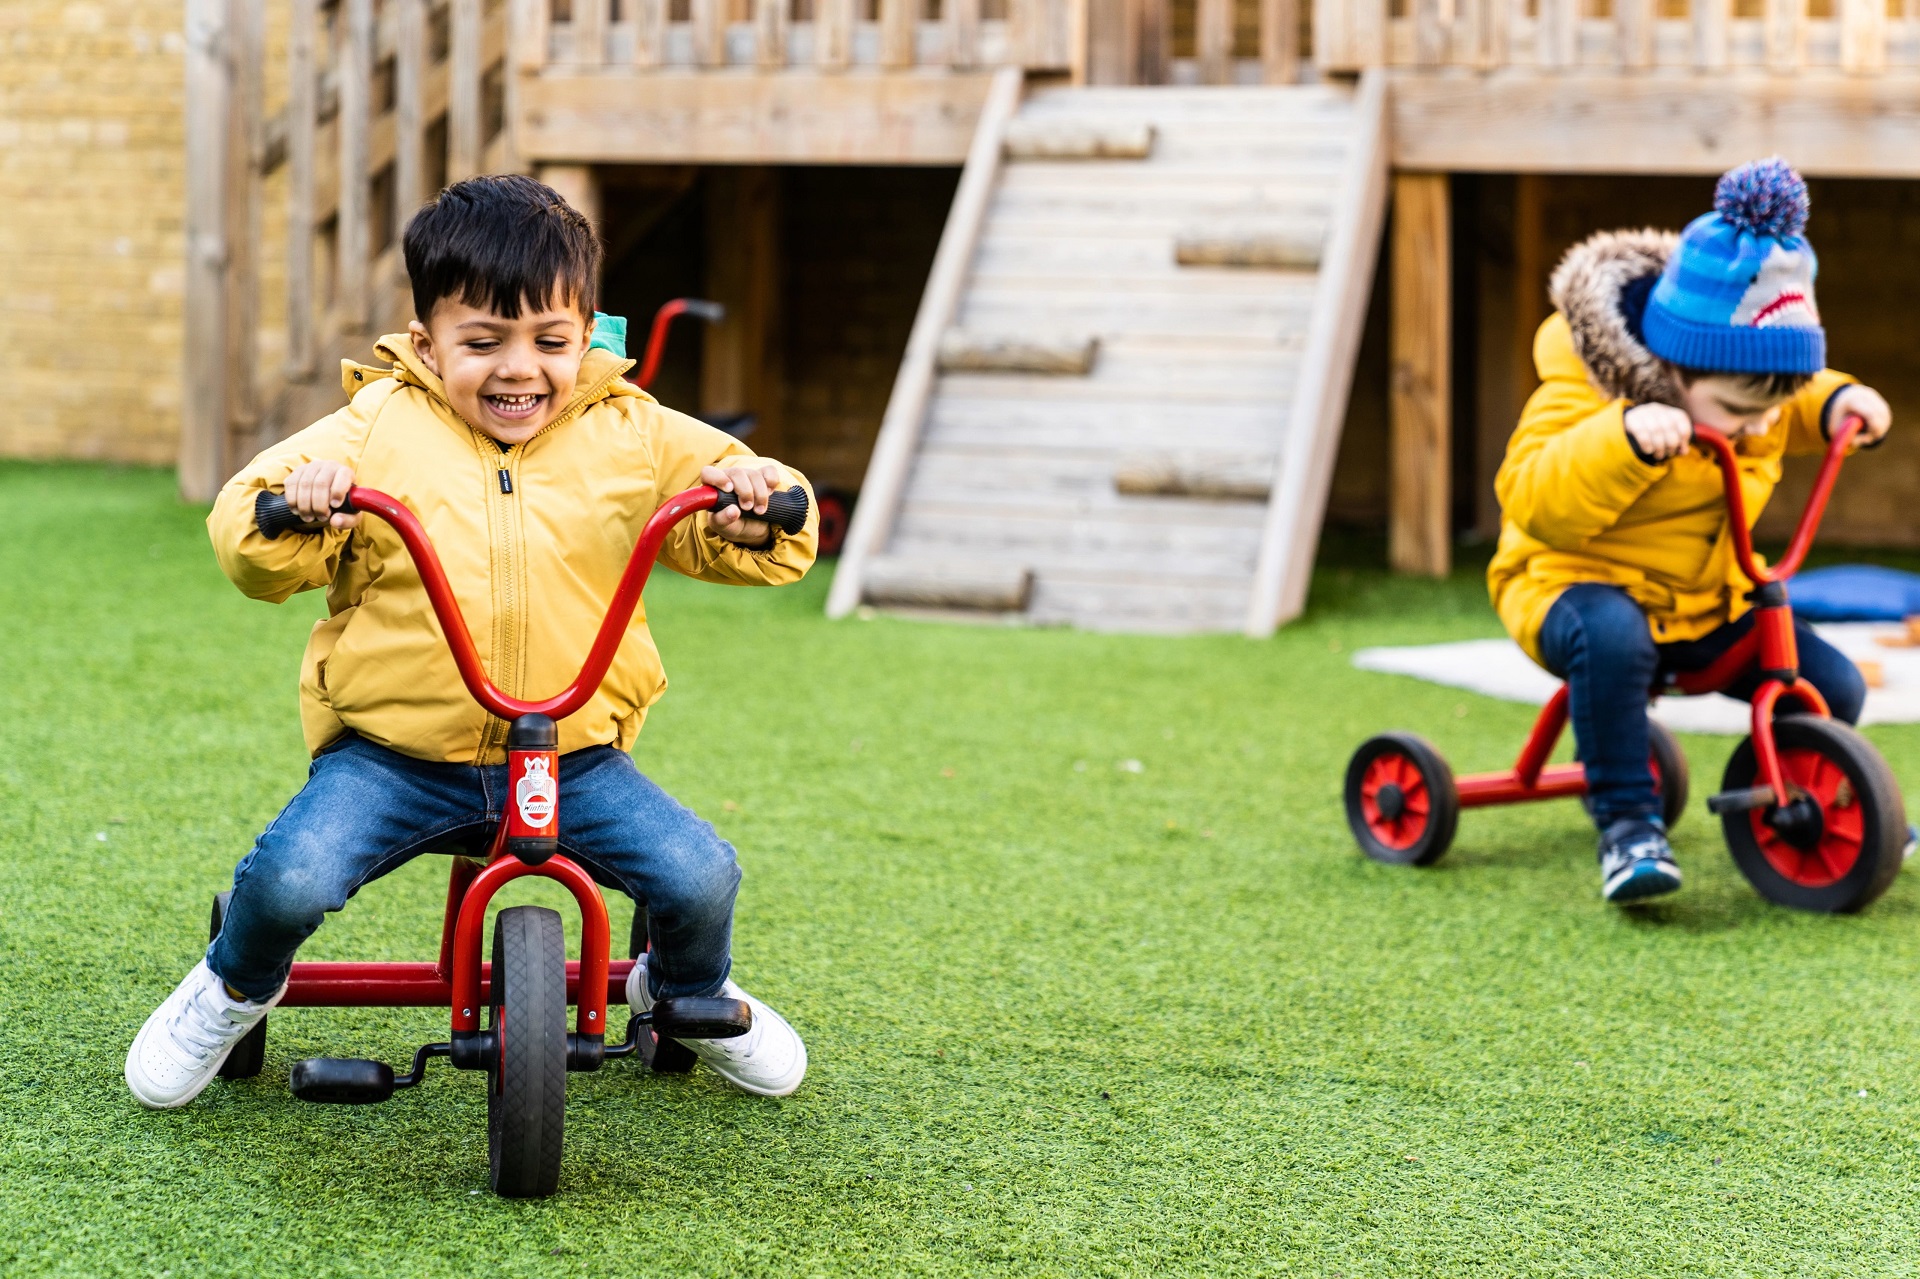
1548, 229, 1685, 407
340, 335, 645, 423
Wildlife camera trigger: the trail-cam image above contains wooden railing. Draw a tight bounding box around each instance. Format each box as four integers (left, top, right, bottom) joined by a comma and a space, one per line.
1317, 0, 1920, 75
526, 0, 1073, 73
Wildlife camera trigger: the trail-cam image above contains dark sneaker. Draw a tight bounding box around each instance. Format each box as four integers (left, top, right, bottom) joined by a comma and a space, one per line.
1598, 818, 1682, 903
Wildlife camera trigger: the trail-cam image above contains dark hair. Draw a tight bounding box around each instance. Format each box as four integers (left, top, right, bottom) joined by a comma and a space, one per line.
402, 174, 601, 322
1673, 364, 1814, 403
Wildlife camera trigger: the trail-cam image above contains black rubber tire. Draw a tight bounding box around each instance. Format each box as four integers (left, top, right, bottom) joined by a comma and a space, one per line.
628, 904, 697, 1075
209, 891, 266, 1080
1720, 715, 1906, 913
1344, 732, 1460, 867
488, 905, 568, 1198
1648, 719, 1691, 833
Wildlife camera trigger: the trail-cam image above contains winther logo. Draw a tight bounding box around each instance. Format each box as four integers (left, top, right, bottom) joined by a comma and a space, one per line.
515, 755, 557, 829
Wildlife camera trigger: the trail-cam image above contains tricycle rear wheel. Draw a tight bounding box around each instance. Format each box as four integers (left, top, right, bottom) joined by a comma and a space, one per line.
1345, 733, 1459, 866
209, 892, 266, 1080
629, 905, 696, 1074
1648, 719, 1690, 832
1720, 715, 1906, 913
488, 905, 568, 1198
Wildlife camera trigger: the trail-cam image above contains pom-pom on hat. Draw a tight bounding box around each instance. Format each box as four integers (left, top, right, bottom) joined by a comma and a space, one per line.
1641, 157, 1825, 376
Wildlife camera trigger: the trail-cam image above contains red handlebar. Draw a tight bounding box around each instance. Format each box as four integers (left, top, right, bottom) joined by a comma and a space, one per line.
346, 483, 727, 723
1692, 413, 1862, 589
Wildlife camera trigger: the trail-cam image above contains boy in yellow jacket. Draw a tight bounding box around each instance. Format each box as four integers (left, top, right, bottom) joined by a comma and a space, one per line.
1490, 159, 1891, 903
127, 175, 817, 1105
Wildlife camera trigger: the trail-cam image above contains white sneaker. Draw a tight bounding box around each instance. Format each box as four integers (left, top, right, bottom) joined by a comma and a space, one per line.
627, 955, 807, 1098
125, 961, 283, 1109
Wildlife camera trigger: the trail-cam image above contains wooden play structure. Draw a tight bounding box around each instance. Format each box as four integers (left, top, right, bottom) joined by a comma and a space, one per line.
184, 0, 1920, 635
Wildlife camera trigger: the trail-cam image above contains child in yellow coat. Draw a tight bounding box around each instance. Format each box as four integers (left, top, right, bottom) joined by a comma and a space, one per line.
1489, 158, 1892, 903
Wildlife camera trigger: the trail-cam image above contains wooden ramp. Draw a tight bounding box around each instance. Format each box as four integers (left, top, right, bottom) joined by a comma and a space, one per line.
827, 70, 1387, 636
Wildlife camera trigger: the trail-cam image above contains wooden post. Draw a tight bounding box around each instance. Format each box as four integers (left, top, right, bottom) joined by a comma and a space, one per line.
1413, 0, 1445, 67
1616, 0, 1653, 70
1765, 0, 1805, 73
817, 0, 854, 70
1134, 0, 1168, 83
183, 0, 232, 501
393, 0, 427, 244
692, 0, 728, 67
1694, 0, 1730, 72
948, 0, 981, 68
1841, 0, 1886, 74
634, 0, 668, 67
448, 0, 482, 181
755, 0, 789, 69
1196, 0, 1232, 83
285, 0, 317, 382
1083, 0, 1136, 83
1390, 171, 1451, 579
1259, 0, 1296, 82
226, 0, 264, 457
1537, 0, 1575, 71
336, 0, 374, 334
572, 0, 611, 65
702, 168, 785, 459
880, 0, 917, 67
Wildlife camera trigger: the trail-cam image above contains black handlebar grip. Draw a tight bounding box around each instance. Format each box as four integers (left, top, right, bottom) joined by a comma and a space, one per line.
255, 489, 355, 539
711, 486, 810, 537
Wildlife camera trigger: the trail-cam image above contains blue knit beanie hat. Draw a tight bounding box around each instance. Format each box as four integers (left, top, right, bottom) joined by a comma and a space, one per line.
1642, 157, 1824, 375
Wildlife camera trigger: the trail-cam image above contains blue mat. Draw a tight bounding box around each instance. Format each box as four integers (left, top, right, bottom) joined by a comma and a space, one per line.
1789, 565, 1920, 622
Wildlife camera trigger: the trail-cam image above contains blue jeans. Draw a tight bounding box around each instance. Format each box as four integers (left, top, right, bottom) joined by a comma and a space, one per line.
207, 735, 741, 1002
1539, 583, 1866, 830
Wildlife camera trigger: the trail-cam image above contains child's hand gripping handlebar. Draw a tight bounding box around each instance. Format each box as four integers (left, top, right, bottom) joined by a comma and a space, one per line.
1690, 413, 1863, 589
252, 482, 809, 723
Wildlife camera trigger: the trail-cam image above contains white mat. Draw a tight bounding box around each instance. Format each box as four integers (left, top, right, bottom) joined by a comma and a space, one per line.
1353, 623, 1920, 735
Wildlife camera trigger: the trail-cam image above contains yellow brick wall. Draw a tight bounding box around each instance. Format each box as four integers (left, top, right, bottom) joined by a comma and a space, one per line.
0, 2, 188, 464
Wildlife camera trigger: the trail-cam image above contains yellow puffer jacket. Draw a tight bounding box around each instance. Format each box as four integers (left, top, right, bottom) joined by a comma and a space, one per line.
209, 336, 818, 763
1489, 313, 1850, 665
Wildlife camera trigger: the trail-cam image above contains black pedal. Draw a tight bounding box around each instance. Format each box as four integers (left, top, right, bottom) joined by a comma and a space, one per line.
290, 1057, 396, 1104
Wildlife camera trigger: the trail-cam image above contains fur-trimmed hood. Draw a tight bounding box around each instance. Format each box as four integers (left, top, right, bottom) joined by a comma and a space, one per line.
1548, 229, 1683, 406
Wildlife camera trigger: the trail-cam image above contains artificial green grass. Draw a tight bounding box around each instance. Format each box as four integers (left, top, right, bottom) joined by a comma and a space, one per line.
7, 462, 1920, 1278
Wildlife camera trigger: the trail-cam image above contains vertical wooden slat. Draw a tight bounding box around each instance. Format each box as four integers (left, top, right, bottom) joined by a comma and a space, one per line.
285, 0, 317, 382
692, 0, 727, 66
702, 168, 785, 458
948, 0, 980, 67
227, 0, 264, 451
1765, 0, 1805, 73
1390, 172, 1451, 580
1413, 0, 1445, 66
1196, 0, 1232, 82
516, 0, 551, 73
572, 0, 610, 64
447, 0, 482, 180
1694, 0, 1730, 71
1338, 0, 1385, 69
755, 0, 789, 68
634, 0, 669, 67
880, 0, 917, 67
1083, 0, 1135, 82
1537, 0, 1576, 70
1616, 0, 1653, 70
337, 0, 374, 333
816, 0, 854, 70
393, 0, 426, 233
183, 0, 232, 501
1259, 0, 1296, 82
1841, 0, 1886, 73
1135, 0, 1168, 82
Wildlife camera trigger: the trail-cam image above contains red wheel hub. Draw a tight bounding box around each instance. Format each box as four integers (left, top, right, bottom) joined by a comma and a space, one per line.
1750, 747, 1864, 888
1360, 752, 1430, 851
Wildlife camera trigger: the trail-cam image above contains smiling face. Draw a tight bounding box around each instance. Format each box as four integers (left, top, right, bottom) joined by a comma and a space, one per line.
1678, 374, 1789, 440
408, 288, 595, 446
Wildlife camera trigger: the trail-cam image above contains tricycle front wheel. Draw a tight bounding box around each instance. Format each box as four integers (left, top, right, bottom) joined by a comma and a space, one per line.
1721, 716, 1906, 913
488, 905, 569, 1198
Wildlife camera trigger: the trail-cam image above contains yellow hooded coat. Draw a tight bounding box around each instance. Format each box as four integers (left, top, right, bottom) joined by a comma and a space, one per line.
208, 336, 818, 764
1488, 230, 1852, 666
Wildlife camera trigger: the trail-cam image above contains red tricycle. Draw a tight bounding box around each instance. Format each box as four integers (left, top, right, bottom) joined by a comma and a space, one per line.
1344, 415, 1908, 913
223, 475, 810, 1199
